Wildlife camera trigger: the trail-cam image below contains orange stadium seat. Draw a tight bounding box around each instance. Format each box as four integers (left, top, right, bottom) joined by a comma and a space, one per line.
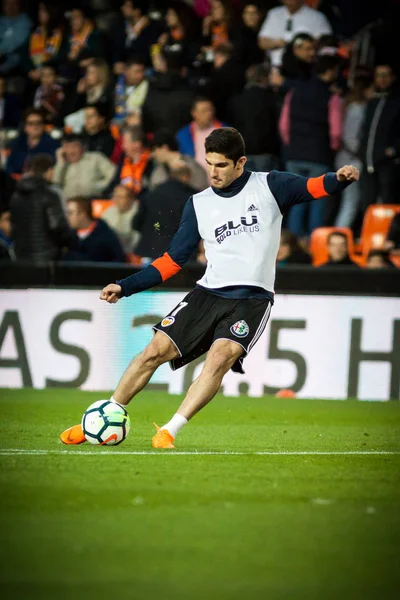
309, 227, 356, 266
92, 199, 113, 218
360, 204, 400, 258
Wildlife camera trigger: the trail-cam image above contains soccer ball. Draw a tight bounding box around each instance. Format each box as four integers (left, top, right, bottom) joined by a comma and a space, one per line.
82, 400, 130, 445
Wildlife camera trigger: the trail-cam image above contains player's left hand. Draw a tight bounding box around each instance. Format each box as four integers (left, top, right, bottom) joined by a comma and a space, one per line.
336, 165, 360, 182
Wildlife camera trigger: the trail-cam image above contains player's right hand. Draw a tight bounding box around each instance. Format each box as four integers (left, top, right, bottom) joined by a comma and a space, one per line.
100, 284, 122, 304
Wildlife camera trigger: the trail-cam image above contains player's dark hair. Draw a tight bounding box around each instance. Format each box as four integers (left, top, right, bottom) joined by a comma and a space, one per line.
67, 196, 93, 219
150, 129, 178, 151
205, 127, 246, 164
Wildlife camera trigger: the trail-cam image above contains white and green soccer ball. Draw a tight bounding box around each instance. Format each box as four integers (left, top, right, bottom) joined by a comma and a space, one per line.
82, 400, 130, 445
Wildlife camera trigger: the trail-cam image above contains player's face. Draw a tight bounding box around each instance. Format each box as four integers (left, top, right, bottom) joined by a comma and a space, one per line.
205, 152, 247, 188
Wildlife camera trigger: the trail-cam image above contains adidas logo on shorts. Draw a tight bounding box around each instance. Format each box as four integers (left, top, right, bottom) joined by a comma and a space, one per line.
247, 204, 258, 211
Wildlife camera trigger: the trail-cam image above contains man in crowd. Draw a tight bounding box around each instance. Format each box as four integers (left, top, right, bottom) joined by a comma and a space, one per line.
82, 104, 116, 158
320, 231, 358, 267
228, 64, 279, 172
279, 55, 343, 237
6, 108, 59, 175
133, 161, 196, 262
177, 97, 226, 173
64, 196, 125, 263
0, 0, 32, 75
101, 184, 139, 255
109, 125, 153, 196
114, 57, 149, 124
365, 249, 394, 268
204, 43, 245, 123
53, 134, 116, 199
276, 229, 311, 266
258, 0, 331, 67
0, 205, 14, 260
10, 154, 71, 262
150, 130, 208, 192
384, 212, 400, 255
359, 64, 400, 208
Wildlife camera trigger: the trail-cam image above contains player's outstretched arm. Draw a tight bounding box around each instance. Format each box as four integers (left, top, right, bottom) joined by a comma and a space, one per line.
267, 166, 359, 211
99, 197, 201, 301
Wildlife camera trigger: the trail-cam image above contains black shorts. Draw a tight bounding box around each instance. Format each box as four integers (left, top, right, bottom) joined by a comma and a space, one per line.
153, 288, 272, 374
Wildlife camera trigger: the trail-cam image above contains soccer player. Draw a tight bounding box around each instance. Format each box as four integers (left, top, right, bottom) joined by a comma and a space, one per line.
61, 128, 359, 448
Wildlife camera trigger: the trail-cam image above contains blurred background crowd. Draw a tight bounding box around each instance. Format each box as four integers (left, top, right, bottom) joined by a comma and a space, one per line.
1, 0, 400, 270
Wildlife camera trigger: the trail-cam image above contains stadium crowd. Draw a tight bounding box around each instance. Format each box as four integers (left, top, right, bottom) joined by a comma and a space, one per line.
0, 0, 400, 268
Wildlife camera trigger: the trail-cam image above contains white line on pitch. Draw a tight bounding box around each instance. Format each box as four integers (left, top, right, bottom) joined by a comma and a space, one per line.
0, 449, 399, 456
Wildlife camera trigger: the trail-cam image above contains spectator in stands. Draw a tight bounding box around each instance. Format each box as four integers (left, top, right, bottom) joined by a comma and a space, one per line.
114, 57, 149, 126
61, 7, 103, 80
334, 71, 372, 228
320, 232, 358, 267
133, 161, 196, 261
64, 58, 112, 128
204, 43, 245, 122
228, 64, 279, 172
101, 184, 139, 254
6, 108, 60, 175
142, 50, 194, 135
0, 0, 32, 75
232, 2, 264, 69
279, 55, 343, 237
258, 0, 331, 67
0, 75, 20, 127
10, 154, 71, 262
201, 0, 236, 54
0, 206, 13, 260
157, 1, 200, 68
277, 229, 311, 265
280, 33, 316, 82
112, 0, 161, 70
365, 249, 394, 269
24, 2, 65, 82
110, 125, 153, 196
359, 64, 400, 209
33, 65, 64, 125
64, 196, 125, 263
384, 212, 400, 255
0, 167, 15, 209
150, 129, 208, 191
177, 97, 225, 172
53, 134, 116, 200
81, 104, 115, 158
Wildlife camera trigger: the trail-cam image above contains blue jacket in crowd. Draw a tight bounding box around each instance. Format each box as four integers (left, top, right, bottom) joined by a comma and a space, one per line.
6, 133, 60, 175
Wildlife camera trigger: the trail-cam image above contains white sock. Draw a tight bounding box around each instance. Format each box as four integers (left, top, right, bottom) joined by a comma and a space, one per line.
110, 395, 124, 407
161, 414, 188, 438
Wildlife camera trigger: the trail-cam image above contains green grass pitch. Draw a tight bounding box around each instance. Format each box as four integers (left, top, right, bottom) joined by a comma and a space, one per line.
1, 388, 399, 600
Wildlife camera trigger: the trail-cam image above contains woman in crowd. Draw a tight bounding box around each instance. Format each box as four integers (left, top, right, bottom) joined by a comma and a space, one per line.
24, 2, 65, 82
334, 70, 373, 228
156, 1, 201, 68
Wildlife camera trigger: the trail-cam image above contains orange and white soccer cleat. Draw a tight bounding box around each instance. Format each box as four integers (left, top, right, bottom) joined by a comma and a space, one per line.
152, 423, 175, 449
60, 424, 86, 445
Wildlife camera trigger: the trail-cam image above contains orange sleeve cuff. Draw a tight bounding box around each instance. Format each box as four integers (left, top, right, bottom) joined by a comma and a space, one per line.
151, 252, 181, 282
307, 175, 328, 199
